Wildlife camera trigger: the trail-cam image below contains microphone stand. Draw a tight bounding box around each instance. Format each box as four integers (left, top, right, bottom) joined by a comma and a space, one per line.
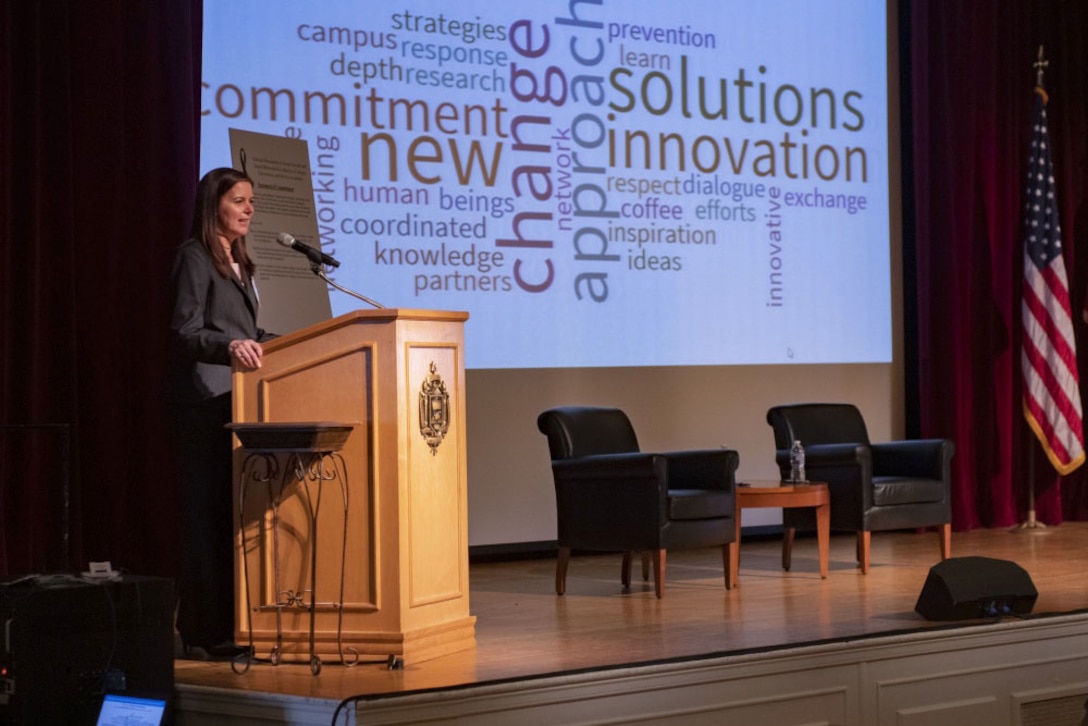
310, 263, 385, 309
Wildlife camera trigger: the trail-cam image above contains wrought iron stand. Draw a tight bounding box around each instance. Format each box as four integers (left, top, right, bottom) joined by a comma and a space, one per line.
229, 423, 358, 675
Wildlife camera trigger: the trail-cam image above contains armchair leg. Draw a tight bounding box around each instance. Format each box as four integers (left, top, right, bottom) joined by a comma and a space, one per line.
620, 552, 652, 588
939, 523, 951, 560
556, 546, 571, 595
782, 527, 796, 572
857, 531, 871, 574
724, 541, 737, 590
652, 549, 666, 598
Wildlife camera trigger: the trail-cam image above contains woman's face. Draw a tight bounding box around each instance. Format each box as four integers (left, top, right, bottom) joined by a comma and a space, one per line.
216, 181, 254, 242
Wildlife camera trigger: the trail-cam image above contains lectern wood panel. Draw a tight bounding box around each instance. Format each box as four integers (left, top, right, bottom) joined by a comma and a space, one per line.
406, 344, 466, 610
242, 346, 378, 628
232, 309, 475, 664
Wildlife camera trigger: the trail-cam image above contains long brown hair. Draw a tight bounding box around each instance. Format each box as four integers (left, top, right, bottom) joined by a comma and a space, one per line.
188, 167, 256, 279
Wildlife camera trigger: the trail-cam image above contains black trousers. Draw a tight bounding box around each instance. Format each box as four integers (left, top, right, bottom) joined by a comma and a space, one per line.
174, 393, 235, 649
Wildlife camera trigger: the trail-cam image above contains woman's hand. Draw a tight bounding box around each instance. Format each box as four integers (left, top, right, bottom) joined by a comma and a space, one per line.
228, 338, 263, 370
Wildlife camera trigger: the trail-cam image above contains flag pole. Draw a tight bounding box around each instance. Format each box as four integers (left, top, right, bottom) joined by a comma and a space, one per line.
1016, 47, 1050, 532
1017, 429, 1045, 530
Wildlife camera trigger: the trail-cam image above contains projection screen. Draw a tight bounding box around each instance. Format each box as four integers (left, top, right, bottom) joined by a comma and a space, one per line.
200, 0, 892, 371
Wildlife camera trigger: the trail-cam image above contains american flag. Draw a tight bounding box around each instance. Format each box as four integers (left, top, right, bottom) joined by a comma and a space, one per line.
1021, 87, 1085, 475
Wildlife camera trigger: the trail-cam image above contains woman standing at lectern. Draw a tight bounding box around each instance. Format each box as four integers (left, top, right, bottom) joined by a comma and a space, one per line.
169, 167, 275, 657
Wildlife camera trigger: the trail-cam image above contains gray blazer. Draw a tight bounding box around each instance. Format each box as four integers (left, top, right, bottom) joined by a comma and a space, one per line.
170, 238, 273, 402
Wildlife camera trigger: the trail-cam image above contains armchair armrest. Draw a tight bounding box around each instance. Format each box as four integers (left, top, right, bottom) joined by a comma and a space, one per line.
775, 442, 873, 512
775, 442, 870, 475
661, 448, 739, 491
551, 451, 665, 481
551, 452, 668, 504
551, 453, 670, 540
871, 439, 954, 479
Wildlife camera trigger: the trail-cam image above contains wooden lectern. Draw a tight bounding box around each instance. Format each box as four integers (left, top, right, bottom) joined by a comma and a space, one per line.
231, 309, 475, 664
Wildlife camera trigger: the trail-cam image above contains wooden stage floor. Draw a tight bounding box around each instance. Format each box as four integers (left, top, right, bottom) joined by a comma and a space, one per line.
175, 523, 1088, 707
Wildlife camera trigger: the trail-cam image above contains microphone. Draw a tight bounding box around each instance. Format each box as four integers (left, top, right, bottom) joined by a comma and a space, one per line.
276, 232, 340, 268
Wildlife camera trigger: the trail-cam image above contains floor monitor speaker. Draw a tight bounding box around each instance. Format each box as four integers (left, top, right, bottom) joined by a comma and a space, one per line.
915, 556, 1037, 621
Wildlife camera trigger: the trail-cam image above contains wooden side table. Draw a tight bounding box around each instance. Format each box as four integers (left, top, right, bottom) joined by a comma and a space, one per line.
732, 480, 830, 586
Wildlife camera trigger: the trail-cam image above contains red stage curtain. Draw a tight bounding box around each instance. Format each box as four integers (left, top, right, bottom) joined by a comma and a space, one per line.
911, 0, 1088, 528
0, 0, 200, 575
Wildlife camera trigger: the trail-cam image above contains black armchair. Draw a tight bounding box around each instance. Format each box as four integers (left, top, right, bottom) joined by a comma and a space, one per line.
766, 403, 954, 573
537, 406, 738, 598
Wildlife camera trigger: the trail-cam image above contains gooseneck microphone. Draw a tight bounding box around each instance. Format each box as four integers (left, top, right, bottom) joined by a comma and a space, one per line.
276, 232, 340, 268
277, 231, 383, 308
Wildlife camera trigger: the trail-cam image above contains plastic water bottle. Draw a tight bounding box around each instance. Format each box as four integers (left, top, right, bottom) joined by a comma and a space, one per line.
789, 440, 806, 482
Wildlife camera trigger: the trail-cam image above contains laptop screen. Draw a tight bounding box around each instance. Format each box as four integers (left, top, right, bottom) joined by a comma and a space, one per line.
95, 693, 167, 726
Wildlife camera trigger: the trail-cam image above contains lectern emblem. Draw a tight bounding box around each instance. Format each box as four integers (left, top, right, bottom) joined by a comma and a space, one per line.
418, 362, 450, 455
